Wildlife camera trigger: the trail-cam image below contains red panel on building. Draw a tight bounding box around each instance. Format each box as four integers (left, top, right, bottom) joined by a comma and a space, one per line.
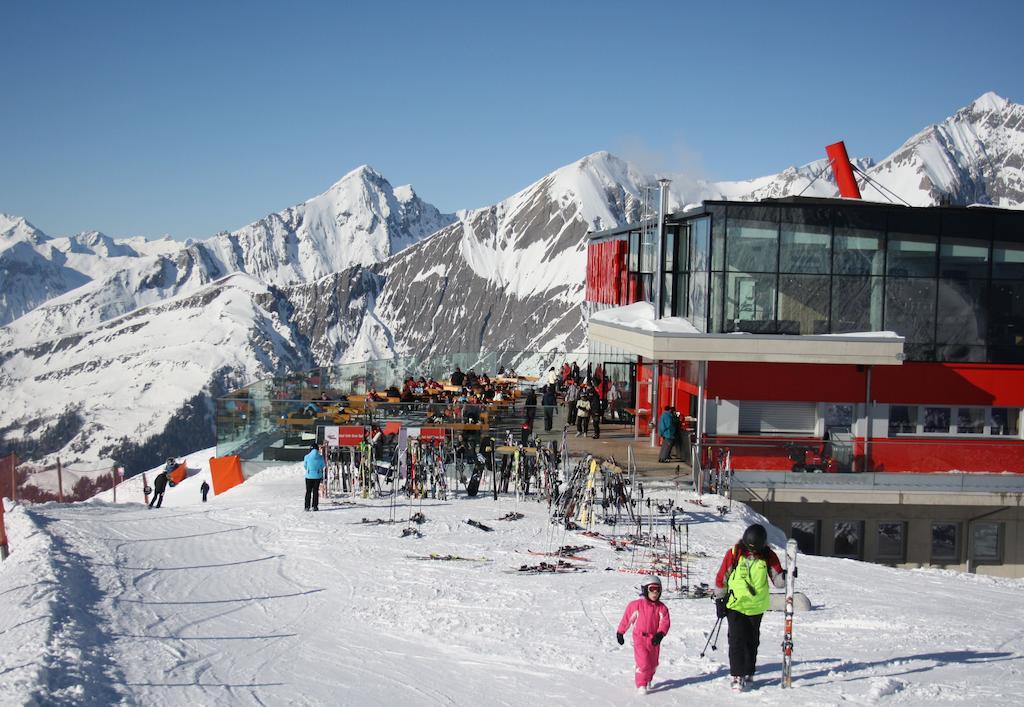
586, 241, 628, 305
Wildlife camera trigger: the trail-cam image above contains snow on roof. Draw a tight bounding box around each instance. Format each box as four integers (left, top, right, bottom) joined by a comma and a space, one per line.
589, 302, 701, 334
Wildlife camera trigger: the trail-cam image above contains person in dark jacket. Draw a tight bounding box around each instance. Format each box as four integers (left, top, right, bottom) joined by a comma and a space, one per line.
200, 480, 210, 502
589, 388, 603, 439
541, 384, 557, 431
713, 524, 786, 692
523, 388, 538, 429
149, 470, 169, 508
303, 443, 326, 511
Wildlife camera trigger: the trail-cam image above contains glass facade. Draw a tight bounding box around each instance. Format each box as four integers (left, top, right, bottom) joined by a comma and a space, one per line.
622, 200, 1024, 364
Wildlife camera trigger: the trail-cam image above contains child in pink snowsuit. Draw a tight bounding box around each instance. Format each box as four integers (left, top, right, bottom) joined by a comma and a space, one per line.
616, 576, 671, 692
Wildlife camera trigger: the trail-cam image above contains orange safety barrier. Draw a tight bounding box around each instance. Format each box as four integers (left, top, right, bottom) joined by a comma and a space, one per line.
168, 463, 187, 485
209, 455, 245, 496
382, 421, 402, 436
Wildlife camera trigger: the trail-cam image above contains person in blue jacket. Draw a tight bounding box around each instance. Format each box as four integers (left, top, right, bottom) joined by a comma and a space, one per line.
303, 443, 326, 511
657, 406, 685, 463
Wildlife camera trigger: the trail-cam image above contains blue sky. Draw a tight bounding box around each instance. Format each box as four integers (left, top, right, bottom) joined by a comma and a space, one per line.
2, 0, 1021, 241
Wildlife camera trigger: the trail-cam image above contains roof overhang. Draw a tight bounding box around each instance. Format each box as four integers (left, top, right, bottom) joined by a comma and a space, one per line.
589, 320, 905, 365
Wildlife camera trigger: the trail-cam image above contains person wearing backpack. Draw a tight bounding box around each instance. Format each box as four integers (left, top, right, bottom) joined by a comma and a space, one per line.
713, 524, 785, 692
615, 575, 671, 694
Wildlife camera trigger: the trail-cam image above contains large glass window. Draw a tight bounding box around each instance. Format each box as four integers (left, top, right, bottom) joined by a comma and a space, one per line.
726, 207, 779, 273
628, 231, 640, 272
791, 520, 819, 555
726, 273, 777, 332
688, 218, 711, 331
876, 521, 906, 563
937, 279, 987, 346
885, 278, 937, 344
834, 209, 885, 275
833, 520, 864, 559
832, 276, 883, 332
780, 207, 831, 273
931, 522, 959, 563
778, 274, 830, 334
993, 241, 1024, 279
940, 238, 990, 279
887, 234, 937, 277
988, 281, 1024, 361
971, 522, 1002, 563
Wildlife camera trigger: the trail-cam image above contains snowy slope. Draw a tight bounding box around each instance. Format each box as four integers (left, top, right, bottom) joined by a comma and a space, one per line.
2, 471, 1022, 705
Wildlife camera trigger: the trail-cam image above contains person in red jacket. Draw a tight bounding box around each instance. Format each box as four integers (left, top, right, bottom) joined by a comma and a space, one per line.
713, 523, 785, 692
616, 576, 671, 694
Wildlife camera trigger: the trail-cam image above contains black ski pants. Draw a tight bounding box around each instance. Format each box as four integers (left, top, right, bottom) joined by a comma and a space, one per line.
543, 406, 554, 431
658, 435, 686, 462
304, 478, 322, 510
576, 414, 589, 435
148, 491, 164, 508
567, 402, 577, 426
726, 609, 763, 677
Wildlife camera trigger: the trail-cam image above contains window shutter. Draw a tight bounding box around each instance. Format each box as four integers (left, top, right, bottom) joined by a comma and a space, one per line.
738, 401, 817, 434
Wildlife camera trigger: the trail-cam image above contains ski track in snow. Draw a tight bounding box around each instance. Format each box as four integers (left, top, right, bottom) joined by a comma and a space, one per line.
2, 465, 1024, 705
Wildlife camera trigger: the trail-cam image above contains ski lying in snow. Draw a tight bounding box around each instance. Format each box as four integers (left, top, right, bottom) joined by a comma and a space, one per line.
506, 560, 586, 574
498, 512, 524, 521
359, 518, 397, 525
616, 567, 684, 579
406, 553, 489, 562
781, 538, 798, 688
465, 519, 494, 532
524, 550, 591, 562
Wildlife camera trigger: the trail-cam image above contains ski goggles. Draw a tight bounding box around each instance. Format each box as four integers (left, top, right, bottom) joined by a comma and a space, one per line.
645, 585, 662, 593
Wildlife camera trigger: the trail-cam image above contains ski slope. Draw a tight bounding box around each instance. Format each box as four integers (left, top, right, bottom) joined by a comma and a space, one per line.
2, 459, 1023, 705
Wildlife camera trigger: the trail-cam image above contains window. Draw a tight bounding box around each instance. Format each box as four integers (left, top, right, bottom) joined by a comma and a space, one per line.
971, 522, 1002, 563
833, 520, 864, 559
940, 238, 990, 279
726, 207, 779, 273
791, 520, 819, 555
887, 234, 937, 277
726, 273, 777, 332
991, 408, 1020, 436
888, 405, 918, 434
931, 522, 960, 563
956, 407, 985, 434
885, 278, 937, 344
832, 276, 883, 333
889, 406, 1020, 437
780, 207, 831, 274
834, 233, 884, 275
876, 521, 906, 563
993, 241, 1024, 279
778, 274, 830, 334
923, 407, 951, 433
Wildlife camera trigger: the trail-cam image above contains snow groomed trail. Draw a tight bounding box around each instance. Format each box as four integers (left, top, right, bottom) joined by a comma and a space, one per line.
2, 462, 1024, 705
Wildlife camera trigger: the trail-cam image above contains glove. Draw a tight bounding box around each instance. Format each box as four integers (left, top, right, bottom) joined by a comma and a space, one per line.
715, 598, 728, 618
652, 632, 665, 646
616, 632, 624, 646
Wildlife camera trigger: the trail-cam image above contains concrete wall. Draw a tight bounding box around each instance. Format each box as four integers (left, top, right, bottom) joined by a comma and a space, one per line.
735, 492, 1024, 579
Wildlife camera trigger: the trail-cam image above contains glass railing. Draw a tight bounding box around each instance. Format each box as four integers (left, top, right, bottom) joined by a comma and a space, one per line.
215, 351, 635, 460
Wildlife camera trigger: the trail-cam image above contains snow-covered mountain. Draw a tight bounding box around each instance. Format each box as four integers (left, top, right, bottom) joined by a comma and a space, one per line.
3, 93, 1023, 470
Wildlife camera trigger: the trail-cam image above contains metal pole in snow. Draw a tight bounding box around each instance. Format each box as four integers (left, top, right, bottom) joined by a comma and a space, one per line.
6, 454, 16, 504
56, 458, 64, 503
0, 499, 9, 560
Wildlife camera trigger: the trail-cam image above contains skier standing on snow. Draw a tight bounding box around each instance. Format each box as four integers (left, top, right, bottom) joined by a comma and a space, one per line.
149, 469, 169, 509
200, 480, 210, 502
303, 443, 326, 512
713, 523, 785, 692
615, 576, 671, 694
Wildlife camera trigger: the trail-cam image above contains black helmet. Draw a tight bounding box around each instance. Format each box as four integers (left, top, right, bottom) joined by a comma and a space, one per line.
741, 524, 768, 552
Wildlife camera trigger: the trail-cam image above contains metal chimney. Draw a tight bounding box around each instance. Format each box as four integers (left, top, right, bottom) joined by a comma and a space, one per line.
826, 141, 862, 199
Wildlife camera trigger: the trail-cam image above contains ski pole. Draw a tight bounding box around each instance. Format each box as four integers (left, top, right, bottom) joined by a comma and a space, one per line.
699, 616, 724, 658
